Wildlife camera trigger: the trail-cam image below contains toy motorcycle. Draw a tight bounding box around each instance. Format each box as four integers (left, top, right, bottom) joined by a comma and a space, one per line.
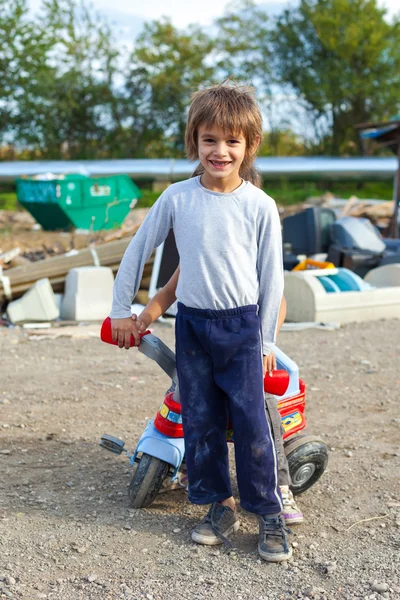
99, 317, 328, 508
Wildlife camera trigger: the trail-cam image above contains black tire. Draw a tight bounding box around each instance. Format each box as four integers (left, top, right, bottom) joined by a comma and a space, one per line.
128, 453, 170, 508
286, 440, 328, 496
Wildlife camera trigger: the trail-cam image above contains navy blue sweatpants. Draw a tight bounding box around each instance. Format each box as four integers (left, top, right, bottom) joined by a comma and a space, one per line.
175, 303, 282, 516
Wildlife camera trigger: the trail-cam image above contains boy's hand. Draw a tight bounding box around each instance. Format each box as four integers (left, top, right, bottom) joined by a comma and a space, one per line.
137, 312, 152, 333
111, 315, 141, 349
263, 352, 277, 377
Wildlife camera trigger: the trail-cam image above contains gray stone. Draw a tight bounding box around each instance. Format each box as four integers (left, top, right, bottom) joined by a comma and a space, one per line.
371, 583, 388, 594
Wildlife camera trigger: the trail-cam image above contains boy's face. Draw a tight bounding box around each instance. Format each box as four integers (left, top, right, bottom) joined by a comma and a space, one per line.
197, 123, 246, 188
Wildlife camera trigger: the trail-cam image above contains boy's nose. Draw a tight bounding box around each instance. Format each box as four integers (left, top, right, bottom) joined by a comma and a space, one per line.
214, 143, 228, 157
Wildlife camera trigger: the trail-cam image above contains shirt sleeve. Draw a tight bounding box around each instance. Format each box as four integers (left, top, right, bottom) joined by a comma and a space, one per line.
109, 190, 173, 319
257, 198, 284, 355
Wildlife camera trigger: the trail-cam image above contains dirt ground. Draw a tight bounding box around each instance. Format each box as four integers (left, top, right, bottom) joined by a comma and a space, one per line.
0, 319, 399, 600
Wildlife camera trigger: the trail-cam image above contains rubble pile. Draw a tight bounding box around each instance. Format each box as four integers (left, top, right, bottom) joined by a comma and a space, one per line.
0, 208, 151, 310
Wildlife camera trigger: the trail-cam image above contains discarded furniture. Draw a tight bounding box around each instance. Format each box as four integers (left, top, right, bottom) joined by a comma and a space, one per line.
284, 267, 400, 324
282, 207, 400, 278
60, 266, 114, 321
6, 278, 59, 323
327, 216, 400, 277
16, 173, 141, 231
282, 206, 336, 255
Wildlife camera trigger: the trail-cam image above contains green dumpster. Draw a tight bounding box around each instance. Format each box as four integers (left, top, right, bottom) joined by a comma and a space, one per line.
16, 174, 141, 231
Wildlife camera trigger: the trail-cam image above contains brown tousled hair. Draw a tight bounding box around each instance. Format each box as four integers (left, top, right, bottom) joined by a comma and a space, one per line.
185, 82, 263, 188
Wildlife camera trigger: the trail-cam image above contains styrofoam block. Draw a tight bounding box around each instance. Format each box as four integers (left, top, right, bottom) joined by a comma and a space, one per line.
364, 264, 400, 288
60, 266, 114, 321
284, 270, 400, 323
7, 278, 59, 323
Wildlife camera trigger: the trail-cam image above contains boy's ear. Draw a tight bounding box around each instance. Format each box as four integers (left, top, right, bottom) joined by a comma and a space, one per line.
250, 135, 261, 154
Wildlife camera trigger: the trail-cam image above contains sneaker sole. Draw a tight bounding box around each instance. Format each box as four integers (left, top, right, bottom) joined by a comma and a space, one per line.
258, 544, 293, 562
283, 515, 304, 525
191, 520, 240, 546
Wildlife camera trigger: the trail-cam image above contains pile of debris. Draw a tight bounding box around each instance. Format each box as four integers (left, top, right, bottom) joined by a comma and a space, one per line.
0, 208, 152, 311
303, 192, 394, 231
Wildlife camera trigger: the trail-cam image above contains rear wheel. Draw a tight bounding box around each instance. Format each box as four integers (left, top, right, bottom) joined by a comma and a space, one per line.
285, 436, 328, 495
128, 453, 170, 508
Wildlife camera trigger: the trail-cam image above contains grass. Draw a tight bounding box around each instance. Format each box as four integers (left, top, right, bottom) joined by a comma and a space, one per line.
135, 190, 162, 208
1, 179, 394, 212
0, 191, 19, 210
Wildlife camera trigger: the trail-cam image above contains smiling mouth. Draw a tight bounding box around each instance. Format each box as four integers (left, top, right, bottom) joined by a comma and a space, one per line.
209, 160, 231, 167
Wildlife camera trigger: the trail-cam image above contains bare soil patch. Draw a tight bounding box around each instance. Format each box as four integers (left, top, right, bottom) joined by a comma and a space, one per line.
0, 319, 399, 600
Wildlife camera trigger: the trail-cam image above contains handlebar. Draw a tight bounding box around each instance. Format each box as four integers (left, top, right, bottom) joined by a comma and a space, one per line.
100, 317, 290, 396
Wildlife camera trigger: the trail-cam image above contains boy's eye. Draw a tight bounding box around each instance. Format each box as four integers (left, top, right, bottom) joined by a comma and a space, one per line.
228, 139, 239, 144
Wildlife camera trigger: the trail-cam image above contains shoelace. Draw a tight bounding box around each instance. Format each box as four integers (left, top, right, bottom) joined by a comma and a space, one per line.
204, 503, 233, 550
281, 490, 297, 507
261, 515, 292, 553
282, 495, 296, 507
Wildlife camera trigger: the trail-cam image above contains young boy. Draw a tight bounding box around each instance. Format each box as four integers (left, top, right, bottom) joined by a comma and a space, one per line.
133, 268, 304, 525
110, 83, 293, 561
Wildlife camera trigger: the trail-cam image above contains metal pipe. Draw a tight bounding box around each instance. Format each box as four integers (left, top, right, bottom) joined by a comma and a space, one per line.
0, 157, 397, 183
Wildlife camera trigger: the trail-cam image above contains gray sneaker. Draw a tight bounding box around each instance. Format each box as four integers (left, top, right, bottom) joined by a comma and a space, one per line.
191, 502, 240, 547
258, 515, 292, 562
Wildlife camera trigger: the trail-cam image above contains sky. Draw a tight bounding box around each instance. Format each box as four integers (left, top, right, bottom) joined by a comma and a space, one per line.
27, 0, 400, 41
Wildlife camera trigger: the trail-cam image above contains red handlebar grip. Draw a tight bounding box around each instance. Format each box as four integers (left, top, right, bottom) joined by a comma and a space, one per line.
100, 317, 149, 347
264, 370, 290, 396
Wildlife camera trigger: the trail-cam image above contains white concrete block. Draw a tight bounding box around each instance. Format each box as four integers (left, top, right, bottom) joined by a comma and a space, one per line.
60, 266, 114, 321
284, 268, 400, 324
364, 264, 400, 288
7, 278, 59, 323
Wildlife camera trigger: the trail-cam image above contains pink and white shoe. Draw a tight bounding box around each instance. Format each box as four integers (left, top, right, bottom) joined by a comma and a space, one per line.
280, 485, 304, 525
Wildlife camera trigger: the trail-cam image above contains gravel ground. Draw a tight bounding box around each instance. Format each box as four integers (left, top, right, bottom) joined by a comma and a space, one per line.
1, 319, 399, 600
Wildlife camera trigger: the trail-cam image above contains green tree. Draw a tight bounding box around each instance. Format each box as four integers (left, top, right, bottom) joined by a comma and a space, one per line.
126, 19, 215, 157
272, 0, 400, 155
17, 0, 121, 159
214, 1, 302, 155
214, 0, 271, 84
258, 129, 307, 156
0, 0, 53, 147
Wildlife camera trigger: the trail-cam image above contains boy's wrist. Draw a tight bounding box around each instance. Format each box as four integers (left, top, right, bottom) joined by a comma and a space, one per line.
138, 310, 152, 328
263, 342, 276, 356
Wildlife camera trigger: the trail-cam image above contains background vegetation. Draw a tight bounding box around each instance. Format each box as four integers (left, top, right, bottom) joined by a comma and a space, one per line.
1, 0, 399, 161
1, 0, 399, 210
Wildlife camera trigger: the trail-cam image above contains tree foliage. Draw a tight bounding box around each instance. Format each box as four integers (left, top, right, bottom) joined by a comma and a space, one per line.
0, 0, 400, 159
126, 19, 215, 157
0, 0, 53, 143
272, 0, 400, 154
18, 0, 121, 159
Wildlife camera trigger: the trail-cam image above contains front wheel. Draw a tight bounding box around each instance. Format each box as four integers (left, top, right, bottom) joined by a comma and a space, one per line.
285, 437, 328, 495
128, 453, 170, 508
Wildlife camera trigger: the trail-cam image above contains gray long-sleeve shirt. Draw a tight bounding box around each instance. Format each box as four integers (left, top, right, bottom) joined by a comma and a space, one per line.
110, 176, 283, 354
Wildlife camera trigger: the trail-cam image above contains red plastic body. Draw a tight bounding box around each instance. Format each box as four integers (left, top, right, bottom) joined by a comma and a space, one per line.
155, 381, 307, 442
154, 392, 184, 438
264, 370, 290, 396
278, 379, 306, 440
100, 316, 150, 346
